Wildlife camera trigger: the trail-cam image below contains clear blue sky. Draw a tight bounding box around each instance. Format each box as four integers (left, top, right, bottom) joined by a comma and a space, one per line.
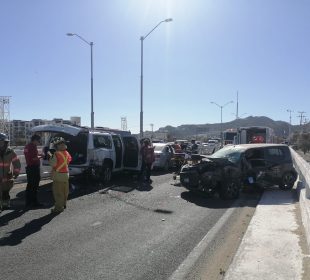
1, 0, 309, 133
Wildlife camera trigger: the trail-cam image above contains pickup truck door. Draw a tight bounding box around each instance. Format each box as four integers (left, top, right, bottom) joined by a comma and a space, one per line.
122, 136, 141, 170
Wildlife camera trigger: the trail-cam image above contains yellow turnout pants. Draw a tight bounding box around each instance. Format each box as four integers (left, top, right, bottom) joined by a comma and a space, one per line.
52, 180, 69, 212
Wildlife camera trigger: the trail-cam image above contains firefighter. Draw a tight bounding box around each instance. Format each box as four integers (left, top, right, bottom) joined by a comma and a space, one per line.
0, 133, 21, 212
49, 137, 72, 214
24, 134, 44, 208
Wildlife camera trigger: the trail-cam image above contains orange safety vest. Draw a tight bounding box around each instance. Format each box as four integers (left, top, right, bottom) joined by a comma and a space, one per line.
53, 151, 72, 173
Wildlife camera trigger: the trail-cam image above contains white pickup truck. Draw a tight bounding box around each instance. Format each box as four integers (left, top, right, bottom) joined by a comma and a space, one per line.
31, 124, 142, 183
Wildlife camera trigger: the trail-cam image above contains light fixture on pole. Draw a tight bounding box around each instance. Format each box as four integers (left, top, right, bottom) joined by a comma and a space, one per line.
210, 100, 234, 145
67, 33, 94, 129
140, 18, 173, 138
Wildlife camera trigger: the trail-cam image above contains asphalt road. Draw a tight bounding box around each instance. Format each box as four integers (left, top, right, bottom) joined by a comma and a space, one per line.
0, 172, 261, 280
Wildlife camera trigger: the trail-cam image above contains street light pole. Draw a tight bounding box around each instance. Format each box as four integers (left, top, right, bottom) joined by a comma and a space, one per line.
140, 18, 172, 138
67, 33, 95, 129
210, 100, 234, 145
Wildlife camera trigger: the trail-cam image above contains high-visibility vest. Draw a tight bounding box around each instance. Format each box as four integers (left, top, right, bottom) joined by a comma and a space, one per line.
53, 151, 71, 173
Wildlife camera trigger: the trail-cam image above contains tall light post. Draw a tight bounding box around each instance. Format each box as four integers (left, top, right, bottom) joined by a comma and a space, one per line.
211, 100, 234, 145
67, 33, 94, 129
140, 18, 173, 138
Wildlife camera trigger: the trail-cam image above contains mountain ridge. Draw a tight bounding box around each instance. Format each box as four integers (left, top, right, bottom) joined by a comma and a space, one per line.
155, 116, 300, 139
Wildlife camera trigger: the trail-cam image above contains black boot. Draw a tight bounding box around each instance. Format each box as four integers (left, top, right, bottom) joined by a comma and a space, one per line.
24, 189, 34, 209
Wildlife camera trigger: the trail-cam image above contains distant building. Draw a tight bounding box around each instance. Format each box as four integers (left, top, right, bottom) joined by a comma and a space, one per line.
8, 117, 80, 145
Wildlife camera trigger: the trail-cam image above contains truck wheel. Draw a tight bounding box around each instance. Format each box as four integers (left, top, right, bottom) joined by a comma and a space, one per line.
279, 172, 296, 190
219, 179, 240, 200
101, 163, 112, 184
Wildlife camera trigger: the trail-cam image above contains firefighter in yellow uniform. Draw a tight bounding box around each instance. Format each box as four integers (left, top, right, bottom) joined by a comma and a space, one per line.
0, 133, 21, 212
49, 137, 72, 214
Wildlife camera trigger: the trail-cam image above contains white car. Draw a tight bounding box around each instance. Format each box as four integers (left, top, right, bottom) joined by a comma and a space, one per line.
152, 143, 174, 171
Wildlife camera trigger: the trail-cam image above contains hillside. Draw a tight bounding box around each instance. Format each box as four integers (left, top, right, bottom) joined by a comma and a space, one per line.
155, 116, 302, 139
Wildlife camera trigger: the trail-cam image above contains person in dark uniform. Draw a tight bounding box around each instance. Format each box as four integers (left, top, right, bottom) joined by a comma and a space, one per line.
24, 134, 43, 208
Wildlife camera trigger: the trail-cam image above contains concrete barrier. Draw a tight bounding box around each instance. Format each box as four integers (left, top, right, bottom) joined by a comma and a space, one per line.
290, 148, 310, 249
291, 149, 310, 198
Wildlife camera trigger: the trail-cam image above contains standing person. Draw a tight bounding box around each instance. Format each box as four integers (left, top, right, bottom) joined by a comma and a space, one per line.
24, 134, 43, 208
140, 138, 155, 185
173, 141, 182, 153
0, 133, 21, 212
49, 137, 72, 214
190, 139, 198, 154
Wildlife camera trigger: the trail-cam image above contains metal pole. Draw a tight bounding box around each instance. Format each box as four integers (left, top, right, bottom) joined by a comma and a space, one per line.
140, 37, 144, 138
139, 19, 172, 139
220, 106, 223, 145
90, 42, 94, 129
67, 33, 95, 129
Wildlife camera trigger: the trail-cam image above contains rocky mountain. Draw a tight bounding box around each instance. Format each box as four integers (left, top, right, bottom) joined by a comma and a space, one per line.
155, 116, 302, 139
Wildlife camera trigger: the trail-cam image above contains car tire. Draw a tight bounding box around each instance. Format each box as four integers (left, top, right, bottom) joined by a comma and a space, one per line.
219, 179, 240, 200
279, 172, 296, 190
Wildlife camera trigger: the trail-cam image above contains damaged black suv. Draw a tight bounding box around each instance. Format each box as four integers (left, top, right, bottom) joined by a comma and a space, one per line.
179, 144, 298, 200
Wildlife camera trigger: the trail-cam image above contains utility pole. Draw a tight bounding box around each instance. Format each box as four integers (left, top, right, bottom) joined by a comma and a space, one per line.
236, 91, 239, 119
297, 111, 306, 126
287, 109, 293, 140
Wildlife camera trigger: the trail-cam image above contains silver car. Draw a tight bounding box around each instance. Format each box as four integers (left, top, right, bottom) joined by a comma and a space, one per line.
152, 143, 174, 171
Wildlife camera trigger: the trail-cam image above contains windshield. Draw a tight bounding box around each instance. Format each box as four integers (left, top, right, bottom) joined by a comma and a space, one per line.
209, 145, 244, 164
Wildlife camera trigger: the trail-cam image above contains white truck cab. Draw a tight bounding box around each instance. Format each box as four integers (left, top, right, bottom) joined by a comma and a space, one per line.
31, 124, 141, 183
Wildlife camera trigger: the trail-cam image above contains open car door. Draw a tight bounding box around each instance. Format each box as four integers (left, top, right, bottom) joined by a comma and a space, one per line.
122, 136, 141, 170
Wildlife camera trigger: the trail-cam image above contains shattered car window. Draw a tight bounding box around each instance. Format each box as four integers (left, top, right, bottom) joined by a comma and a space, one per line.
209, 146, 243, 164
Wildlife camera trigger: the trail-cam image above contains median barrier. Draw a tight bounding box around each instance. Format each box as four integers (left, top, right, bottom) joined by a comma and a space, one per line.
291, 148, 310, 249
291, 149, 310, 198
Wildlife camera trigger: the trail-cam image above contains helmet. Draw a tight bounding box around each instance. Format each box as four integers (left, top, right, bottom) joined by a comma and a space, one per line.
52, 137, 66, 146
0, 133, 9, 142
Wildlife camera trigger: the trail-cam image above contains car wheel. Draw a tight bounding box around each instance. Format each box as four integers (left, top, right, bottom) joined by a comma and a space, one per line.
279, 172, 296, 190
219, 179, 240, 200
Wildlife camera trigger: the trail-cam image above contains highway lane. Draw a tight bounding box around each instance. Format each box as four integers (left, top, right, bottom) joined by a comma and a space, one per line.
0, 172, 261, 280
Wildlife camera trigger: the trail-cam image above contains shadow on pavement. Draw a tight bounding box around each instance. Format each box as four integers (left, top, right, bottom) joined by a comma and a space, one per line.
0, 213, 57, 246
181, 189, 263, 209
0, 209, 28, 227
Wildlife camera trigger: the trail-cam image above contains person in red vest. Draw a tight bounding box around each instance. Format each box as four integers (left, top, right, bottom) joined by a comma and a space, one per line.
48, 137, 72, 214
24, 134, 44, 208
